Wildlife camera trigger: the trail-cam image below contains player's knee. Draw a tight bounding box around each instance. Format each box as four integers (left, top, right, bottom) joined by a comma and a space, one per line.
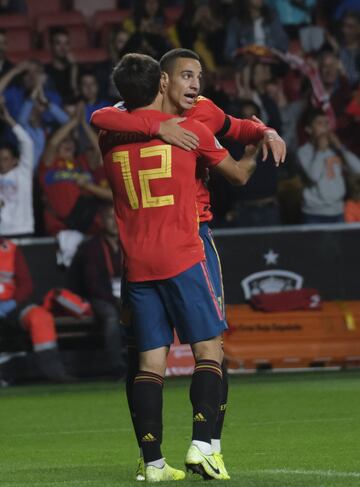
139, 347, 168, 377
192, 336, 223, 364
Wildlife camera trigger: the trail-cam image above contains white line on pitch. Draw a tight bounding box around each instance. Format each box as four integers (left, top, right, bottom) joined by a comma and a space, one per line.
249, 417, 356, 426
0, 427, 132, 438
252, 468, 360, 478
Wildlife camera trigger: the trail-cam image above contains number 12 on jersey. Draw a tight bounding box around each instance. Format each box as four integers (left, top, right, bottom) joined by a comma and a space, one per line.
112, 144, 174, 209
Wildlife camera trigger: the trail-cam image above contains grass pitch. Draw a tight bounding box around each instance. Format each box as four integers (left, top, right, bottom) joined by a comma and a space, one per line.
0, 371, 360, 486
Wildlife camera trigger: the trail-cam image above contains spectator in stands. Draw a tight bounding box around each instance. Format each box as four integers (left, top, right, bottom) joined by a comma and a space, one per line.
171, 0, 225, 72
0, 29, 13, 77
0, 60, 62, 121
96, 27, 131, 101
316, 49, 359, 154
334, 0, 360, 20
224, 0, 288, 62
0, 238, 71, 382
39, 102, 110, 236
344, 174, 360, 222
235, 60, 282, 131
271, 0, 316, 29
46, 27, 79, 100
265, 76, 304, 158
318, 50, 352, 121
223, 99, 281, 227
298, 109, 360, 223
72, 203, 126, 378
326, 11, 360, 87
78, 71, 109, 123
0, 97, 35, 237
18, 73, 69, 169
123, 0, 172, 59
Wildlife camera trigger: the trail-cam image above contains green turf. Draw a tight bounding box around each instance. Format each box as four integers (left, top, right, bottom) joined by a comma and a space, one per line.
1, 371, 360, 486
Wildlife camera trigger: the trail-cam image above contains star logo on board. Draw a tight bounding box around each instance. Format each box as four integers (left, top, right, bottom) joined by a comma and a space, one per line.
263, 249, 279, 266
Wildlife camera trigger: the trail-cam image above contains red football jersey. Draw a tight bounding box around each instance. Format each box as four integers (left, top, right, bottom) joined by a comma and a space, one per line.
91, 97, 268, 222
185, 97, 226, 222
100, 109, 228, 282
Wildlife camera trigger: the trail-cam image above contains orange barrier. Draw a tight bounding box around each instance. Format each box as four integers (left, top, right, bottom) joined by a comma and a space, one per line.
224, 301, 360, 370
166, 333, 194, 377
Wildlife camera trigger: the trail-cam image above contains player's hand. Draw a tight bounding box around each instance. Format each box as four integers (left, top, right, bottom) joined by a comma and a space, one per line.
251, 115, 287, 166
158, 117, 199, 151
244, 143, 259, 158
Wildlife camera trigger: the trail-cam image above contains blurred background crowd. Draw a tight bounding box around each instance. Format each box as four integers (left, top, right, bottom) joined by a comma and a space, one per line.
1, 0, 360, 237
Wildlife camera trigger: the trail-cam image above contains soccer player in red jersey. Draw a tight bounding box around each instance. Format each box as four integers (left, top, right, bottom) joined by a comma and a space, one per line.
99, 53, 260, 482
91, 48, 286, 480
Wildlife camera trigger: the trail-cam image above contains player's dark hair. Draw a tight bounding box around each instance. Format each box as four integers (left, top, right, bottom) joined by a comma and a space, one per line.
160, 48, 200, 74
112, 53, 161, 110
0, 142, 19, 159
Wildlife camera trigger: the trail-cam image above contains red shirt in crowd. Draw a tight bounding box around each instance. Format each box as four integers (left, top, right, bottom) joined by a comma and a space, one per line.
39, 155, 102, 235
100, 110, 228, 282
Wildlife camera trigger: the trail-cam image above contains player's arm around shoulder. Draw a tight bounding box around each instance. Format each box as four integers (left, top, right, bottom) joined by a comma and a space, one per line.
191, 119, 259, 186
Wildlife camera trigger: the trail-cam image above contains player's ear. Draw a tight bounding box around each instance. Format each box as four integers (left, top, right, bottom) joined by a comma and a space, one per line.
160, 72, 169, 93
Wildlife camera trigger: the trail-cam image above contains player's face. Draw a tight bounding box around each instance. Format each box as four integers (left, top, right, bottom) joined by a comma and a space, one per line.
0, 149, 17, 174
166, 58, 202, 113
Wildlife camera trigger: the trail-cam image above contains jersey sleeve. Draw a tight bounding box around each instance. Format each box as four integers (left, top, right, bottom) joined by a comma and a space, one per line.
191, 120, 229, 167
226, 116, 269, 144
90, 107, 160, 136
188, 96, 226, 134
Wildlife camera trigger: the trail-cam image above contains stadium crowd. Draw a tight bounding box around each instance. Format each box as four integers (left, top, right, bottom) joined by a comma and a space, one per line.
0, 0, 359, 237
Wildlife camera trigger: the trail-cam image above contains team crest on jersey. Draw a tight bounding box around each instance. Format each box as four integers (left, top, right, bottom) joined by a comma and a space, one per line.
193, 95, 207, 105
241, 249, 304, 299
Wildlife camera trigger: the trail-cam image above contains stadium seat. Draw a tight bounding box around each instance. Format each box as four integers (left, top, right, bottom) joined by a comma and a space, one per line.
0, 14, 29, 29
27, 0, 63, 21
72, 48, 109, 64
36, 11, 89, 50
92, 9, 131, 46
8, 49, 52, 64
7, 50, 45, 64
3, 27, 32, 53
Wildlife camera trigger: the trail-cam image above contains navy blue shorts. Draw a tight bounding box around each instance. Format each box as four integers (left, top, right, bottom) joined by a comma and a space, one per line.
199, 223, 225, 317
127, 261, 227, 352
